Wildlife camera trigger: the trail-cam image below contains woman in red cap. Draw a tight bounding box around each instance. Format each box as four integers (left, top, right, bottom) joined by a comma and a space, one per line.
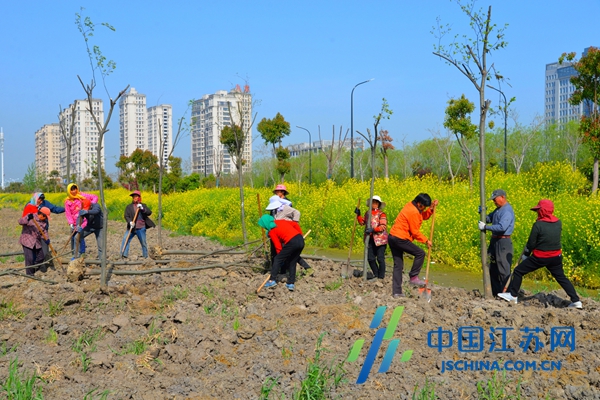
121, 190, 155, 258
18, 207, 51, 276
498, 199, 582, 309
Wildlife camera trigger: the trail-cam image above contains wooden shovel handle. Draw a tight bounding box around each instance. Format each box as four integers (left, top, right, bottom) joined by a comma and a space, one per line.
121, 207, 141, 256
32, 218, 59, 259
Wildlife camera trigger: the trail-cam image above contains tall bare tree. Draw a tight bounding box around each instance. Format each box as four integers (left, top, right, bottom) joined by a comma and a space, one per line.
318, 125, 348, 180
433, 0, 508, 298
357, 99, 392, 280
220, 85, 257, 243
76, 9, 129, 286
562, 120, 584, 171
378, 130, 394, 180
58, 103, 77, 183
157, 103, 190, 247
430, 127, 460, 185
508, 116, 542, 174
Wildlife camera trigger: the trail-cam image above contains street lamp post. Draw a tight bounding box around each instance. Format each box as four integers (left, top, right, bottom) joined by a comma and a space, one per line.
487, 85, 508, 173
350, 78, 374, 178
296, 126, 312, 185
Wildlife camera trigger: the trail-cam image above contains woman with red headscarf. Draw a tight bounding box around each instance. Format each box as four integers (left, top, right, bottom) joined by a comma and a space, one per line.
65, 183, 98, 258
498, 199, 582, 309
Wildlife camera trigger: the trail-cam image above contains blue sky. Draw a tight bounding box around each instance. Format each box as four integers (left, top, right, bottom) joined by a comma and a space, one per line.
2, 0, 599, 183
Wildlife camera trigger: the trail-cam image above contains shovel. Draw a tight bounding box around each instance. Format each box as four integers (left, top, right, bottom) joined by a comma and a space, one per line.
60, 215, 83, 255
31, 218, 64, 273
343, 198, 361, 278
419, 207, 437, 302
120, 207, 141, 257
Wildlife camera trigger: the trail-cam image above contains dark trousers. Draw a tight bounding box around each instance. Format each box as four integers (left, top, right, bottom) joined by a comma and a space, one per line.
270, 234, 305, 284
488, 238, 513, 296
271, 240, 310, 272
389, 235, 425, 295
507, 255, 579, 302
23, 245, 44, 276
367, 237, 386, 279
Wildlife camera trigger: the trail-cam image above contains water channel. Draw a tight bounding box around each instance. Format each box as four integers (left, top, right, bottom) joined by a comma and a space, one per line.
304, 247, 598, 298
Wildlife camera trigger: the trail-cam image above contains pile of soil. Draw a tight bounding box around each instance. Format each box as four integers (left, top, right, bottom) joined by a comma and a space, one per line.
1, 207, 599, 399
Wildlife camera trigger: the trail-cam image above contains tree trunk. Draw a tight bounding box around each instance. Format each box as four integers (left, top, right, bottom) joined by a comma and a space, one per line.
479, 98, 491, 299
158, 166, 163, 248
384, 154, 389, 181
592, 158, 599, 195
238, 164, 247, 243
363, 145, 376, 281
97, 133, 109, 287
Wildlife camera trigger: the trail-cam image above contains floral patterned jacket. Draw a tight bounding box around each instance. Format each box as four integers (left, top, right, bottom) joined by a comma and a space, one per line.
358, 209, 388, 246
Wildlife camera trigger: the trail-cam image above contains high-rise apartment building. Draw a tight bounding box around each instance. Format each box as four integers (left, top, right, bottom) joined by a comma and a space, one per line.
58, 99, 104, 181
35, 123, 61, 178
119, 87, 147, 157
544, 47, 595, 126
148, 105, 173, 168
191, 86, 253, 176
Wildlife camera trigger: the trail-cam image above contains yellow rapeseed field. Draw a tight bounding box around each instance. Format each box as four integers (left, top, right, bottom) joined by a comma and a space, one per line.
2, 162, 598, 287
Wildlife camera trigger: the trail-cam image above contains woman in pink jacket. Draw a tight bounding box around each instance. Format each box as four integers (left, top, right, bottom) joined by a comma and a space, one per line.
65, 183, 98, 258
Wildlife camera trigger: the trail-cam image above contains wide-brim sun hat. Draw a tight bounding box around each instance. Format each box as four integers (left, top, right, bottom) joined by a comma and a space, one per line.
130, 190, 141, 197
266, 195, 283, 210
366, 195, 386, 209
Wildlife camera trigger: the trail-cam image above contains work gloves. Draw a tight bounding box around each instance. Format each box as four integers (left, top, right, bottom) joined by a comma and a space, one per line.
44, 239, 50, 245
77, 226, 83, 234
354, 207, 361, 216
137, 204, 143, 209
478, 221, 486, 231
69, 224, 74, 229
27, 213, 34, 221
365, 227, 374, 235
78, 209, 88, 216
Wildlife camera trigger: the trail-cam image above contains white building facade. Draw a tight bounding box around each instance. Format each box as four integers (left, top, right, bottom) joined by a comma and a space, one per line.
119, 87, 147, 157
58, 99, 105, 181
148, 104, 173, 168
544, 47, 597, 126
191, 86, 253, 176
34, 123, 61, 178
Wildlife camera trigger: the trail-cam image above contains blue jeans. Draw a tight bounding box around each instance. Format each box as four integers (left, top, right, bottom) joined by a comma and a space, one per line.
121, 227, 148, 258
71, 227, 86, 256
76, 229, 103, 260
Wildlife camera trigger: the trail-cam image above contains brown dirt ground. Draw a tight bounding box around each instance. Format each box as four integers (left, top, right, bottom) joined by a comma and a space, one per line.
1, 207, 599, 399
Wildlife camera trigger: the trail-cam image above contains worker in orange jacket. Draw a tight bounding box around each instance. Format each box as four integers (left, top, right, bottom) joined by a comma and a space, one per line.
388, 193, 438, 298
